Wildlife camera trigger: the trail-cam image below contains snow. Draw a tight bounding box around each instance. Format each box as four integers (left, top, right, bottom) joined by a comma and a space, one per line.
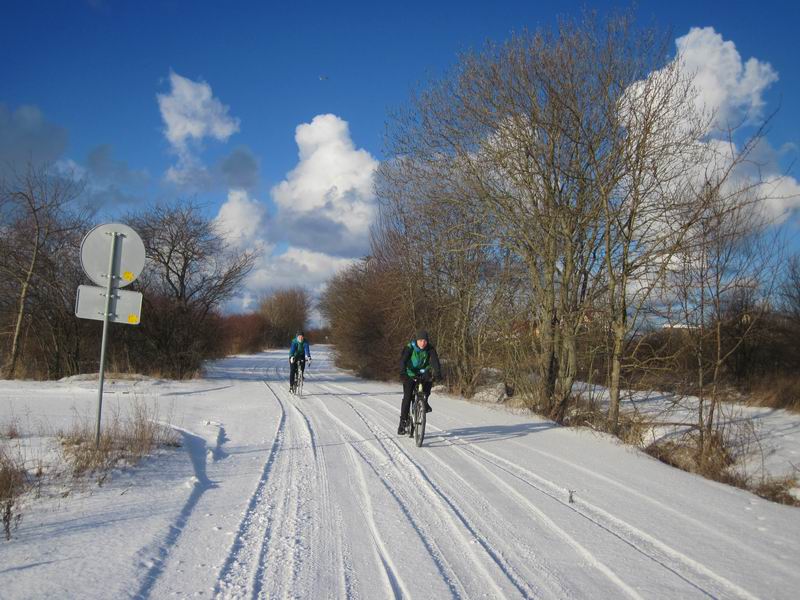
1, 346, 799, 599
575, 382, 800, 490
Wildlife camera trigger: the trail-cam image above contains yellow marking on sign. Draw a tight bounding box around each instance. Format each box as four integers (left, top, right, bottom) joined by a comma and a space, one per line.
128, 314, 139, 324
122, 271, 134, 281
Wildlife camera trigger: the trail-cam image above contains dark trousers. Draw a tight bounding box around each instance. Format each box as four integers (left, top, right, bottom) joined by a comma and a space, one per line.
289, 359, 306, 386
401, 378, 432, 419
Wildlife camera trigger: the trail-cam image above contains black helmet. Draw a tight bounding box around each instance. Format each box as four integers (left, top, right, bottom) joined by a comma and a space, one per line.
296, 331, 304, 337
415, 329, 429, 341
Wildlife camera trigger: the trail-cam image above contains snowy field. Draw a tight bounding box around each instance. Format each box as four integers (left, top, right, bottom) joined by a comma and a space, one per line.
1, 346, 799, 599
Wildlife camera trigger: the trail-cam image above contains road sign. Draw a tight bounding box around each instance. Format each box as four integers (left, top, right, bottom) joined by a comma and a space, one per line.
80, 223, 145, 288
76, 223, 146, 447
75, 285, 142, 325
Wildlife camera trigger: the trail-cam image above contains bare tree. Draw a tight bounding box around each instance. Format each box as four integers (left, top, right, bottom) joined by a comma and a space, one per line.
125, 201, 258, 377
259, 287, 311, 347
665, 181, 782, 460
0, 163, 85, 378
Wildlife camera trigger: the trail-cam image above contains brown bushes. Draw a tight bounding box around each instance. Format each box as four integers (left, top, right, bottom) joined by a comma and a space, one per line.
219, 313, 270, 355
748, 375, 800, 412
319, 260, 408, 380
259, 288, 311, 348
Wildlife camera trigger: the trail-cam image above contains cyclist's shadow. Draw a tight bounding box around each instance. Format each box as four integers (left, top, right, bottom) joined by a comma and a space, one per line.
424, 421, 555, 447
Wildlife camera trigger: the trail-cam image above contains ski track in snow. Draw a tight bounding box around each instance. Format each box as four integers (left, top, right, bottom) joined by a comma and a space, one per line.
3, 347, 799, 600
213, 382, 286, 599
323, 379, 765, 600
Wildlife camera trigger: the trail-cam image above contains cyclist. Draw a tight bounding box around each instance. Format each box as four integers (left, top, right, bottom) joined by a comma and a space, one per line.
398, 330, 441, 434
289, 331, 311, 393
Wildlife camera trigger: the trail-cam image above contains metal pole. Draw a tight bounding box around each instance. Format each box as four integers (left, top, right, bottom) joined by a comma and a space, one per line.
95, 231, 119, 447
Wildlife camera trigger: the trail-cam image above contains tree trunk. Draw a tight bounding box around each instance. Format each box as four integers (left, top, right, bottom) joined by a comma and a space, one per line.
608, 320, 626, 434
5, 242, 40, 378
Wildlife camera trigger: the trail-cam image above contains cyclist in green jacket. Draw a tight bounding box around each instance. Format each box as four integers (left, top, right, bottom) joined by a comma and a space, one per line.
398, 330, 441, 434
289, 331, 311, 393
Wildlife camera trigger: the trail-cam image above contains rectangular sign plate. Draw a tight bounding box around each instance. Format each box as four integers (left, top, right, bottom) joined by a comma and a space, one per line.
75, 285, 143, 325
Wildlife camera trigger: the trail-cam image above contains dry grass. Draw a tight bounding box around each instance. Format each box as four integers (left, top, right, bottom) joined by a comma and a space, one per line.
59, 400, 180, 484
748, 375, 800, 412
563, 396, 652, 446
0, 445, 28, 540
645, 430, 800, 507
753, 476, 800, 506
1, 418, 20, 440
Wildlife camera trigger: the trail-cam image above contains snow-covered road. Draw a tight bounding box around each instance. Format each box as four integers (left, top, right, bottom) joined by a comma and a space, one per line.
2, 346, 799, 599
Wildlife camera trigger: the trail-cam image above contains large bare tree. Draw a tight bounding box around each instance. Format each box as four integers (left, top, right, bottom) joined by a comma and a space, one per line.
126, 201, 258, 377
0, 163, 85, 378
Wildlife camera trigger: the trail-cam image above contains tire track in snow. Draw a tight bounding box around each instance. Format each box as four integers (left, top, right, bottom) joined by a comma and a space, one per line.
290, 398, 355, 598
250, 383, 320, 600
328, 383, 644, 599
324, 383, 586, 600
335, 382, 759, 600
449, 434, 758, 600
307, 383, 446, 599
420, 395, 794, 578
313, 382, 518, 599
312, 393, 408, 598
330, 386, 577, 599
213, 382, 285, 599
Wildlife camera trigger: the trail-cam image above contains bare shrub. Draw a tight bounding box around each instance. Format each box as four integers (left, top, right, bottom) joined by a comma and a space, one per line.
645, 427, 800, 506
563, 397, 651, 446
0, 445, 28, 540
59, 401, 179, 483
220, 312, 269, 355
319, 259, 408, 380
1, 418, 20, 440
259, 287, 310, 348
748, 375, 800, 412
645, 431, 744, 485
753, 476, 800, 507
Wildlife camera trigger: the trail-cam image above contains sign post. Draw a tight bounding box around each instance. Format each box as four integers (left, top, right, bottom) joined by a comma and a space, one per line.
94, 231, 118, 448
76, 223, 146, 447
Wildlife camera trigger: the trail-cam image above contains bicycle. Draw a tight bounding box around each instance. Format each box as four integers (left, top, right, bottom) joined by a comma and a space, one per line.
290, 358, 307, 397
407, 371, 430, 447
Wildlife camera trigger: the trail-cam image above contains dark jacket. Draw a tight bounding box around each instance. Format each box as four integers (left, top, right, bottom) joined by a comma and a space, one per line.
400, 340, 441, 380
289, 337, 311, 359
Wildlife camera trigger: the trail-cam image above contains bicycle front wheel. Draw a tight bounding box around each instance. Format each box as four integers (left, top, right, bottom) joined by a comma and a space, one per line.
414, 392, 426, 447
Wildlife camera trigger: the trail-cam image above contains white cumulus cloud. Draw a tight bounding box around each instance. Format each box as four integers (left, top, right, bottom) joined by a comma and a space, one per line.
634, 28, 800, 223
676, 27, 778, 131
271, 113, 378, 253
249, 247, 356, 293
157, 71, 240, 186
213, 116, 373, 306
215, 189, 268, 249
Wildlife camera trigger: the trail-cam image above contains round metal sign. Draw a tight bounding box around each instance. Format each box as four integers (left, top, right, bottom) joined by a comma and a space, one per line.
80, 223, 146, 288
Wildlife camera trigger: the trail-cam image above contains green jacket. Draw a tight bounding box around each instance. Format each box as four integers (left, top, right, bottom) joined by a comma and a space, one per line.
400, 340, 441, 379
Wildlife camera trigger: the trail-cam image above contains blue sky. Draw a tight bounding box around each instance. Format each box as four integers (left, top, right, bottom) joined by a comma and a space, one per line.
3, 0, 799, 306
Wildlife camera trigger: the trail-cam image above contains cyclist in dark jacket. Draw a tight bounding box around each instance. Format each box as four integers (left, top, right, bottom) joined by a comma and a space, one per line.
289, 331, 311, 392
398, 330, 441, 434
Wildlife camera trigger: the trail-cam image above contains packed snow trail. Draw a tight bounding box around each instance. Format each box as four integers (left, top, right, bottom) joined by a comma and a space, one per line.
1, 347, 799, 599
